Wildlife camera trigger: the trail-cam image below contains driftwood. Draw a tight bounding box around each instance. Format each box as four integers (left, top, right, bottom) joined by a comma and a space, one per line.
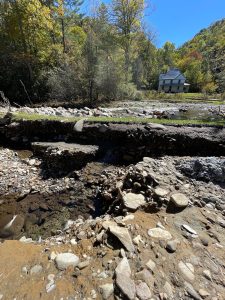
0, 91, 11, 115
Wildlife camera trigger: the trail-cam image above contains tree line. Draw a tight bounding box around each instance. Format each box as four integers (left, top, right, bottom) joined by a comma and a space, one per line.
0, 0, 223, 105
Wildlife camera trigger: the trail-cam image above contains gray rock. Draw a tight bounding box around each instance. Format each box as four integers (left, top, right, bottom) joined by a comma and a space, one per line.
178, 261, 195, 282
182, 224, 197, 235
145, 259, 156, 273
184, 282, 203, 300
122, 193, 146, 210
77, 260, 90, 270
198, 289, 210, 298
115, 257, 131, 278
55, 253, 80, 271
115, 258, 135, 299
135, 269, 154, 290
147, 123, 167, 130
148, 228, 172, 240
46, 281, 56, 293
166, 240, 178, 253
178, 157, 225, 183
154, 187, 169, 197
30, 265, 43, 275
109, 225, 135, 252
99, 283, 114, 299
203, 269, 212, 281
136, 281, 151, 300
170, 193, 189, 208
116, 273, 136, 299
74, 118, 85, 132
163, 281, 174, 298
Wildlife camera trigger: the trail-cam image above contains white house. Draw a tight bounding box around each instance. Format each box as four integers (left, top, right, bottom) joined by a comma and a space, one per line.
158, 68, 190, 93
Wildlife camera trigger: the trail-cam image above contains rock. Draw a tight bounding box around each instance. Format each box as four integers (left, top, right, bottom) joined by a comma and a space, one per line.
0, 214, 24, 238
178, 261, 195, 282
70, 238, 77, 245
77, 260, 90, 270
199, 289, 210, 298
154, 187, 169, 197
200, 236, 209, 246
46, 281, 56, 293
116, 273, 136, 299
115, 258, 135, 299
133, 235, 143, 245
122, 193, 146, 210
146, 123, 167, 130
32, 142, 99, 175
170, 193, 189, 208
135, 269, 154, 290
109, 225, 135, 252
178, 157, 225, 183
74, 118, 85, 132
184, 282, 202, 300
148, 228, 172, 240
30, 265, 43, 275
163, 281, 174, 298
203, 269, 212, 281
145, 259, 156, 273
49, 251, 57, 260
99, 283, 114, 299
181, 224, 197, 235
19, 236, 33, 243
55, 253, 80, 271
166, 240, 178, 253
115, 257, 131, 278
136, 281, 152, 300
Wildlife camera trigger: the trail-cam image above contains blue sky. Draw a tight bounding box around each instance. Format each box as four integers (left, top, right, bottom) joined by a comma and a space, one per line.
148, 0, 225, 47
82, 0, 225, 48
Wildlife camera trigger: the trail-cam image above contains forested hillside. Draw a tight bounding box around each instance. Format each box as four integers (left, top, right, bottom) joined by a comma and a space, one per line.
177, 19, 225, 93
0, 1, 224, 104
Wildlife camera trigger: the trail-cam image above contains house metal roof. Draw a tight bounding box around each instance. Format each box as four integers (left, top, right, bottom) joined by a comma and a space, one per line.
159, 69, 185, 80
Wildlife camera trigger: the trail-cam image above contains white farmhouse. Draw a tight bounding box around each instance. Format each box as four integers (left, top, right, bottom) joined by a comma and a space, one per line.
158, 68, 190, 93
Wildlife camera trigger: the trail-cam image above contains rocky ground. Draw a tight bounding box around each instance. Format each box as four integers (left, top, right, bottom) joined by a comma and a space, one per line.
0, 146, 225, 299
6, 101, 225, 120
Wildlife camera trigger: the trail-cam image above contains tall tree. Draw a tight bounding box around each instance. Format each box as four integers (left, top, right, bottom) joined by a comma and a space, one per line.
111, 0, 145, 81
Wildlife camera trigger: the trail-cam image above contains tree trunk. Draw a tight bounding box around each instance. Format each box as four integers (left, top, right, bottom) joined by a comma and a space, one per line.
61, 18, 66, 53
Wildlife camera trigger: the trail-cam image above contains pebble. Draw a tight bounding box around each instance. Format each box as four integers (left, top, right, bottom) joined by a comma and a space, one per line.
136, 281, 152, 300
182, 224, 197, 236
145, 259, 156, 273
99, 283, 114, 299
30, 265, 43, 275
203, 269, 212, 281
46, 281, 56, 293
178, 261, 195, 282
55, 253, 80, 271
170, 193, 189, 208
184, 282, 202, 300
154, 187, 169, 197
78, 260, 90, 270
148, 228, 172, 240
199, 289, 210, 298
166, 240, 178, 253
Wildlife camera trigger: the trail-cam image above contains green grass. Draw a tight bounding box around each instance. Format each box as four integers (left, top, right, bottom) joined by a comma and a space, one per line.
142, 91, 224, 103
11, 112, 225, 126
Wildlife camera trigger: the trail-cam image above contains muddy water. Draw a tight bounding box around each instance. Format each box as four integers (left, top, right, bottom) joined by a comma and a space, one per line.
0, 159, 113, 240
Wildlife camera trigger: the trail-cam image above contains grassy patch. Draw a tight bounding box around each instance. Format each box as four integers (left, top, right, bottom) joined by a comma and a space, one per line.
12, 112, 80, 122
11, 112, 225, 126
